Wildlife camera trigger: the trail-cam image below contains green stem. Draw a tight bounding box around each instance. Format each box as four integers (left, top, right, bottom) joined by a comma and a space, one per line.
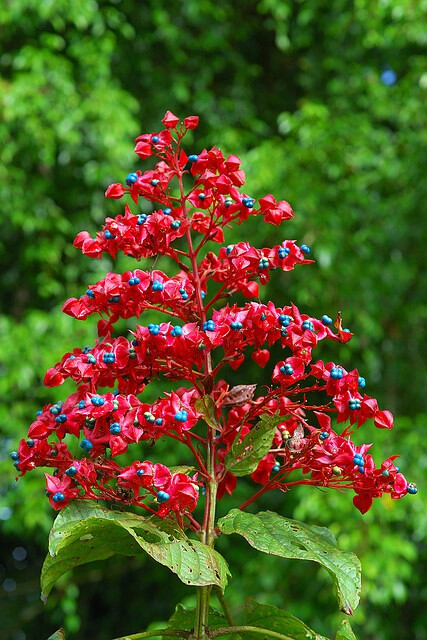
212, 586, 235, 626
111, 628, 189, 640
210, 626, 295, 640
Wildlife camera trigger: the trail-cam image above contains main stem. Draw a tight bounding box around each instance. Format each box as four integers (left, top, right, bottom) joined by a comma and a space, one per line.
178, 167, 217, 640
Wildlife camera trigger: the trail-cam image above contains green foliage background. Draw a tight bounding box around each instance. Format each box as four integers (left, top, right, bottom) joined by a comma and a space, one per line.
0, 1, 425, 639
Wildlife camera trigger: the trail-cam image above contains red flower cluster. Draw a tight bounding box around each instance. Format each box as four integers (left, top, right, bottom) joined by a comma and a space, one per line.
12, 111, 416, 526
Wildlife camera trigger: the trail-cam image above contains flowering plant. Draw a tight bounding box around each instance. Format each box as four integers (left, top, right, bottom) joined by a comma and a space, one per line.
12, 111, 417, 640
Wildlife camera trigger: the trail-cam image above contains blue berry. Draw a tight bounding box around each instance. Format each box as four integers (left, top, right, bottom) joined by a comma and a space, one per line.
49, 405, 61, 415
174, 410, 188, 422
358, 465, 365, 474
108, 295, 120, 303
125, 172, 138, 185
381, 469, 390, 477
55, 413, 67, 424
137, 214, 147, 225
10, 452, 19, 461
91, 396, 105, 406
330, 367, 344, 379
171, 326, 183, 337
260, 314, 267, 321
87, 354, 96, 364
152, 136, 160, 144
109, 422, 121, 434
82, 345, 91, 354
279, 314, 291, 327
281, 328, 288, 337
144, 412, 155, 423
224, 198, 233, 208
203, 320, 215, 332
128, 277, 141, 286
151, 179, 159, 187
137, 469, 144, 477
319, 432, 329, 440
163, 207, 172, 215
353, 454, 363, 465
226, 245, 234, 255
242, 197, 254, 208
155, 418, 163, 426
321, 315, 333, 325
36, 410, 42, 416
152, 280, 164, 292
230, 321, 242, 331
66, 466, 77, 477
358, 376, 366, 388
171, 220, 181, 230
26, 439, 34, 447
300, 244, 310, 253
280, 363, 294, 375
278, 247, 290, 259
104, 229, 116, 239
148, 324, 160, 336
188, 154, 199, 162
52, 492, 65, 503
408, 483, 418, 495
85, 289, 95, 299
198, 193, 206, 200
80, 439, 93, 452
272, 464, 281, 473
103, 353, 115, 364
157, 490, 170, 503
348, 398, 361, 411
259, 257, 269, 269
342, 328, 351, 333
302, 320, 315, 332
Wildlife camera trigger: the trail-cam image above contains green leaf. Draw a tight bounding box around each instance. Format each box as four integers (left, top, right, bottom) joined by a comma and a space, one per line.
335, 620, 357, 640
244, 599, 329, 640
167, 603, 230, 633
47, 631, 66, 640
217, 510, 360, 615
224, 414, 280, 476
41, 502, 230, 601
195, 396, 221, 431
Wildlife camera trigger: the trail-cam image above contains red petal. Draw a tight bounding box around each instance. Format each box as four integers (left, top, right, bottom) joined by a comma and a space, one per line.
353, 493, 373, 514
105, 183, 125, 199
161, 110, 180, 128
252, 349, 270, 368
374, 409, 394, 429
44, 368, 64, 387
183, 115, 199, 130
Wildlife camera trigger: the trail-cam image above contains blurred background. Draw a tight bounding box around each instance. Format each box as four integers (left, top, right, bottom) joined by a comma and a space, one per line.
0, 1, 426, 639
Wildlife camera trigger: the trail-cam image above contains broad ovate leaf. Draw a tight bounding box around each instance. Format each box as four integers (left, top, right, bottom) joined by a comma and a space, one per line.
218, 510, 360, 615
225, 414, 280, 476
41, 502, 230, 601
244, 599, 329, 640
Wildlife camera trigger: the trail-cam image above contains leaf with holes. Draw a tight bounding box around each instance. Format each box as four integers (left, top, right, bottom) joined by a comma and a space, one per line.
217, 510, 360, 615
244, 599, 329, 640
224, 414, 281, 476
41, 502, 230, 601
335, 620, 357, 640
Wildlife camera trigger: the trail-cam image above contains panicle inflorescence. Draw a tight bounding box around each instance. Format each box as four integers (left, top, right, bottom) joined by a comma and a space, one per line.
12, 110, 416, 521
